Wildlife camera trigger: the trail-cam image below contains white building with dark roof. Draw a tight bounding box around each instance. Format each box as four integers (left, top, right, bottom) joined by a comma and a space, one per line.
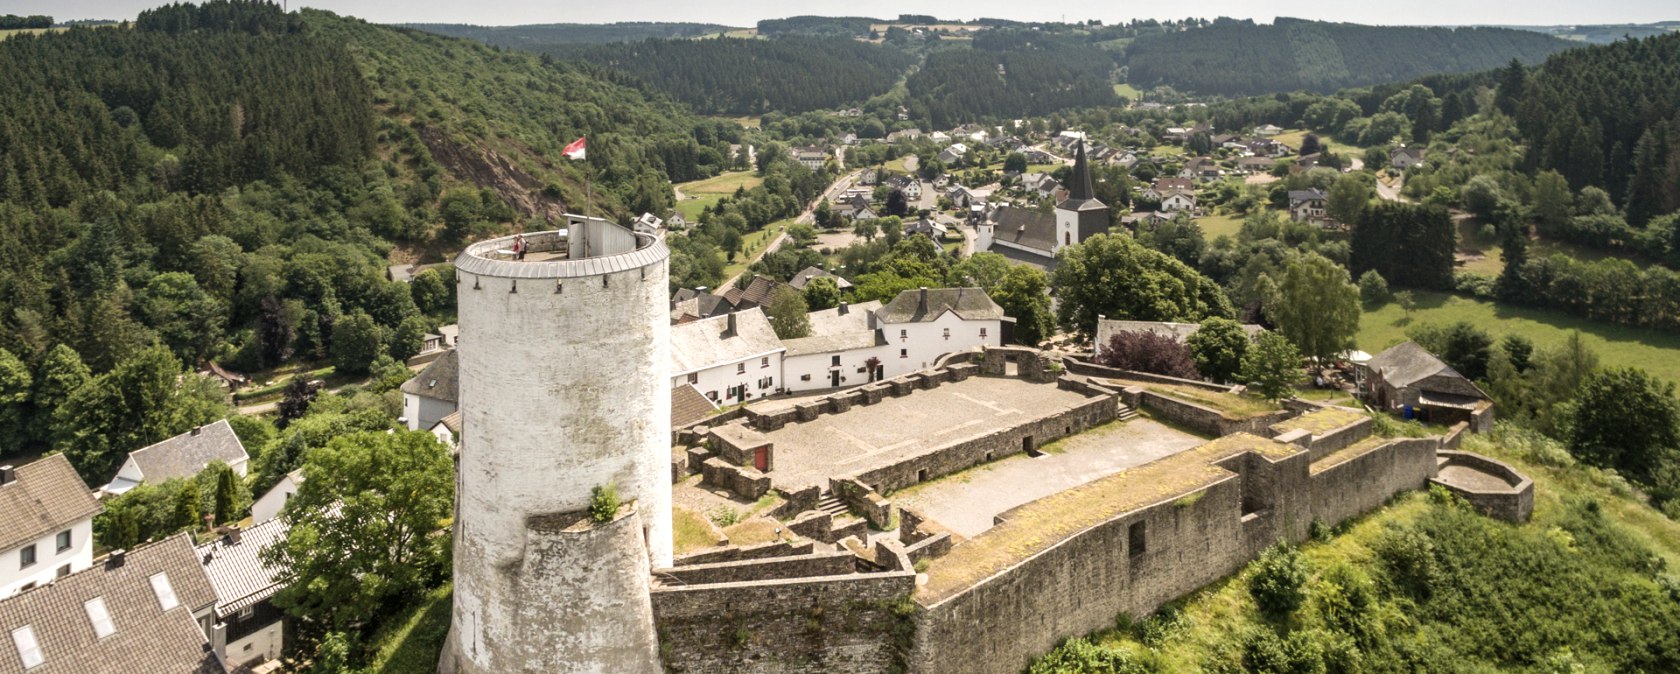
0, 534, 225, 674
195, 520, 289, 669
974, 140, 1111, 266
102, 420, 248, 497
875, 288, 1007, 372
402, 350, 458, 432
0, 456, 100, 599
781, 301, 887, 392
670, 311, 786, 405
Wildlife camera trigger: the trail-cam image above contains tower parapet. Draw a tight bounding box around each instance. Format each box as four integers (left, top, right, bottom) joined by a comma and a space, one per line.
442, 214, 669, 674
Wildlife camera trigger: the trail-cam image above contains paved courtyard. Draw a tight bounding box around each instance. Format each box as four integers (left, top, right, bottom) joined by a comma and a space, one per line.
761, 376, 1092, 489
892, 417, 1208, 537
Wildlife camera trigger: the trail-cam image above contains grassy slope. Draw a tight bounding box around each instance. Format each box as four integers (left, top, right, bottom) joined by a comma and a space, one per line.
1036, 427, 1680, 671
1358, 291, 1680, 383
366, 584, 452, 673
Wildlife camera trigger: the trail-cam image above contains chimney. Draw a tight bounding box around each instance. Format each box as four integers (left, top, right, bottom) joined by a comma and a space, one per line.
918, 287, 929, 312
0, 465, 13, 486
838, 302, 849, 316
726, 312, 738, 338
210, 622, 229, 661
107, 549, 127, 569
190, 426, 202, 436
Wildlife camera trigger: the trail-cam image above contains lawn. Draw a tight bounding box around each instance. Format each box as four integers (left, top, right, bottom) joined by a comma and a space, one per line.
1273, 128, 1371, 156
722, 221, 787, 281
677, 170, 762, 195
1196, 213, 1244, 240
673, 506, 721, 554
366, 584, 451, 674
1112, 82, 1141, 100
1359, 291, 1680, 384
1149, 144, 1185, 158
673, 193, 722, 221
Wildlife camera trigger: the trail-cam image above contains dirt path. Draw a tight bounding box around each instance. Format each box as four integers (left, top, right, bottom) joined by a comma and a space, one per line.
1376, 173, 1409, 203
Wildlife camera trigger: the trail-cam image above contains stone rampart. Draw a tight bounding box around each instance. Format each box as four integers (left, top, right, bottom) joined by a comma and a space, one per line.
673, 540, 815, 567
1309, 437, 1439, 529
658, 551, 859, 585
832, 477, 894, 529
701, 458, 771, 500
1432, 451, 1534, 523
1135, 390, 1292, 437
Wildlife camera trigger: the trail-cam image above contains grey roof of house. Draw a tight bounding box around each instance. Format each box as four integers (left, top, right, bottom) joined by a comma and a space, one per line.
126, 420, 249, 485
787, 266, 853, 291
0, 454, 100, 553
877, 288, 1004, 324
782, 301, 884, 357
670, 311, 785, 376
1366, 341, 1465, 389
993, 206, 1057, 254
401, 350, 458, 403
1289, 189, 1328, 203
671, 384, 719, 429
194, 518, 288, 617
0, 535, 223, 674
722, 275, 782, 309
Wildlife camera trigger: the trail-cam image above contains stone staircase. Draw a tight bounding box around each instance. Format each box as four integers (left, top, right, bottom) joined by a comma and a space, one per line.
817, 493, 849, 518
1116, 403, 1139, 422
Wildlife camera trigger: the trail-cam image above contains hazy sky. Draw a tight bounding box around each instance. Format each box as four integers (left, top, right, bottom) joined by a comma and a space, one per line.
21, 0, 1678, 28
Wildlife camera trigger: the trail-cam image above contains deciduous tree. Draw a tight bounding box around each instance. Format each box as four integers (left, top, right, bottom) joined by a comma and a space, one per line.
1188, 317, 1250, 384
1262, 253, 1359, 363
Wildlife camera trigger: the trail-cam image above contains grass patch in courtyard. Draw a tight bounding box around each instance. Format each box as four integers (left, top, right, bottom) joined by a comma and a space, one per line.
1358, 291, 1680, 384
673, 506, 720, 554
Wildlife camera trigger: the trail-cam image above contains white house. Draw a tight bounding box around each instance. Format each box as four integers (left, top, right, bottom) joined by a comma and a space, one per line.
1160, 190, 1197, 213
1019, 172, 1061, 200
402, 350, 458, 431
670, 311, 786, 405
781, 301, 889, 392
0, 455, 100, 598
103, 419, 249, 497
901, 180, 922, 200
633, 212, 664, 234
1289, 188, 1333, 226
196, 518, 290, 668
250, 469, 303, 525
429, 411, 461, 452
936, 143, 968, 164
876, 288, 1007, 372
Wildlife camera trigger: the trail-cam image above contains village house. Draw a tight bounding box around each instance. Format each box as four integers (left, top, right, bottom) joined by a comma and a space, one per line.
1288, 188, 1334, 227
1141, 177, 1194, 201
787, 266, 853, 292
0, 535, 227, 674
1357, 341, 1495, 431
0, 456, 100, 599
102, 420, 249, 498
670, 310, 786, 405
928, 130, 952, 144
409, 323, 458, 366
195, 519, 290, 668
666, 213, 688, 231
1021, 148, 1057, 164
936, 143, 969, 165
974, 141, 1110, 266
430, 411, 461, 452
670, 287, 735, 323
633, 212, 664, 235
1390, 146, 1427, 170
905, 217, 949, 240
1119, 210, 1173, 230
250, 469, 302, 525
1254, 123, 1284, 136
874, 288, 1007, 372
1236, 156, 1275, 174
1017, 172, 1061, 200
781, 301, 888, 391
402, 350, 458, 431
1179, 156, 1221, 181
885, 128, 921, 143
1159, 189, 1197, 213
722, 275, 786, 313
792, 146, 829, 171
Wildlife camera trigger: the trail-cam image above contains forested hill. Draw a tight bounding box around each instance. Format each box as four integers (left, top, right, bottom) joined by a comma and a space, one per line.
403, 21, 732, 46
907, 30, 1118, 127
1125, 18, 1577, 96
545, 37, 918, 115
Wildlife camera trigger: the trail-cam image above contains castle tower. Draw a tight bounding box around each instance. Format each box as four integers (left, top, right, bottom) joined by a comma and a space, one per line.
1054, 139, 1110, 253
441, 215, 670, 674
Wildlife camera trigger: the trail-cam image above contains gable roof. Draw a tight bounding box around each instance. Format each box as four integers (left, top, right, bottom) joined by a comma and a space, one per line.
0, 535, 223, 674
722, 275, 782, 309
194, 518, 288, 618
671, 384, 720, 429
670, 311, 785, 376
434, 411, 462, 434
125, 420, 248, 486
1366, 341, 1471, 390
787, 266, 853, 291
400, 349, 458, 403
877, 288, 1004, 324
782, 301, 884, 357
993, 206, 1057, 254
0, 455, 100, 553
1289, 188, 1328, 203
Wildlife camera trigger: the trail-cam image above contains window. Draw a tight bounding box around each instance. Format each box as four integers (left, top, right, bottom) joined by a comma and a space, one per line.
736, 363, 746, 375
706, 391, 718, 402
1065, 232, 1071, 245
800, 374, 812, 381
980, 328, 988, 339
85, 597, 115, 638
19, 544, 35, 568
761, 357, 769, 368
687, 373, 698, 385
942, 328, 950, 340
1128, 521, 1147, 557
237, 607, 255, 621
55, 530, 70, 553
831, 355, 841, 366
11, 626, 42, 670
149, 573, 178, 611
899, 329, 908, 340
900, 349, 908, 359
55, 564, 69, 578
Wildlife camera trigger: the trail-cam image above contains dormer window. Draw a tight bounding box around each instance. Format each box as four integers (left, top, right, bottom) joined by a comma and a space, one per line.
85, 597, 115, 638
149, 572, 178, 611
11, 626, 42, 670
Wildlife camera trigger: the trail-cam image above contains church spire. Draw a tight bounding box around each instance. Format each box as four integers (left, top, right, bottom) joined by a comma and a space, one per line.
1069, 139, 1095, 201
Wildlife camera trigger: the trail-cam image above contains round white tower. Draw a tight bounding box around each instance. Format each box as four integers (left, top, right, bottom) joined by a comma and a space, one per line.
441, 216, 670, 674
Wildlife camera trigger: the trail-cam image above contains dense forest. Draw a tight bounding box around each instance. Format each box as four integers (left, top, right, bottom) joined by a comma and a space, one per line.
0, 1, 736, 481
0, 14, 53, 29
1125, 18, 1577, 96
539, 36, 917, 116
406, 21, 732, 46
755, 16, 879, 38
907, 31, 1118, 127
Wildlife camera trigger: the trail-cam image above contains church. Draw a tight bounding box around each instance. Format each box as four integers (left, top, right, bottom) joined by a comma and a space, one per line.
974, 139, 1111, 266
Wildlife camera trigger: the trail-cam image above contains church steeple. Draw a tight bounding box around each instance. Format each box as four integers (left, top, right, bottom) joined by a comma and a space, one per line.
1069, 139, 1096, 202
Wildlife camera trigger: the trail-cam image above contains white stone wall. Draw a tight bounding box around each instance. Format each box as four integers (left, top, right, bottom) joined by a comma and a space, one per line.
0, 519, 93, 598
673, 352, 783, 404
225, 619, 283, 667
882, 312, 1001, 372
447, 234, 669, 674
783, 345, 894, 393
251, 474, 299, 525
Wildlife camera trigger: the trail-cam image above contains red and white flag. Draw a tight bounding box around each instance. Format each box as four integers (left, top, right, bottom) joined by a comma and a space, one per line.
563, 136, 587, 160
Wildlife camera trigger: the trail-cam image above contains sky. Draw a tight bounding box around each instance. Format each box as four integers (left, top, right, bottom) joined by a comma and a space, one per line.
18, 0, 1678, 28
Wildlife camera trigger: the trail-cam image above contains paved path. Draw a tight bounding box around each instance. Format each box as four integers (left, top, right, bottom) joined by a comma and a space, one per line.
1376, 173, 1409, 203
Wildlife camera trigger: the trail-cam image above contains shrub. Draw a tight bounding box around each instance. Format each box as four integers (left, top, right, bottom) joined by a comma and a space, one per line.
1357, 270, 1391, 306
1096, 330, 1199, 379
1249, 542, 1310, 619
589, 483, 620, 524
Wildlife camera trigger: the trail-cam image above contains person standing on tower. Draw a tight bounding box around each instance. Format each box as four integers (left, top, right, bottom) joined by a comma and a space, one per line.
513, 232, 527, 260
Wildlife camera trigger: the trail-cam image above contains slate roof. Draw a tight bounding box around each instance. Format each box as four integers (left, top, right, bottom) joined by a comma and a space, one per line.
401, 349, 459, 403
670, 311, 785, 376
877, 288, 1004, 324
1365, 341, 1471, 390
126, 420, 248, 485
0, 535, 223, 674
787, 266, 853, 291
993, 206, 1057, 254
722, 275, 782, 309
671, 384, 720, 429
194, 519, 288, 618
0, 455, 100, 553
1289, 188, 1328, 203
782, 301, 884, 357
